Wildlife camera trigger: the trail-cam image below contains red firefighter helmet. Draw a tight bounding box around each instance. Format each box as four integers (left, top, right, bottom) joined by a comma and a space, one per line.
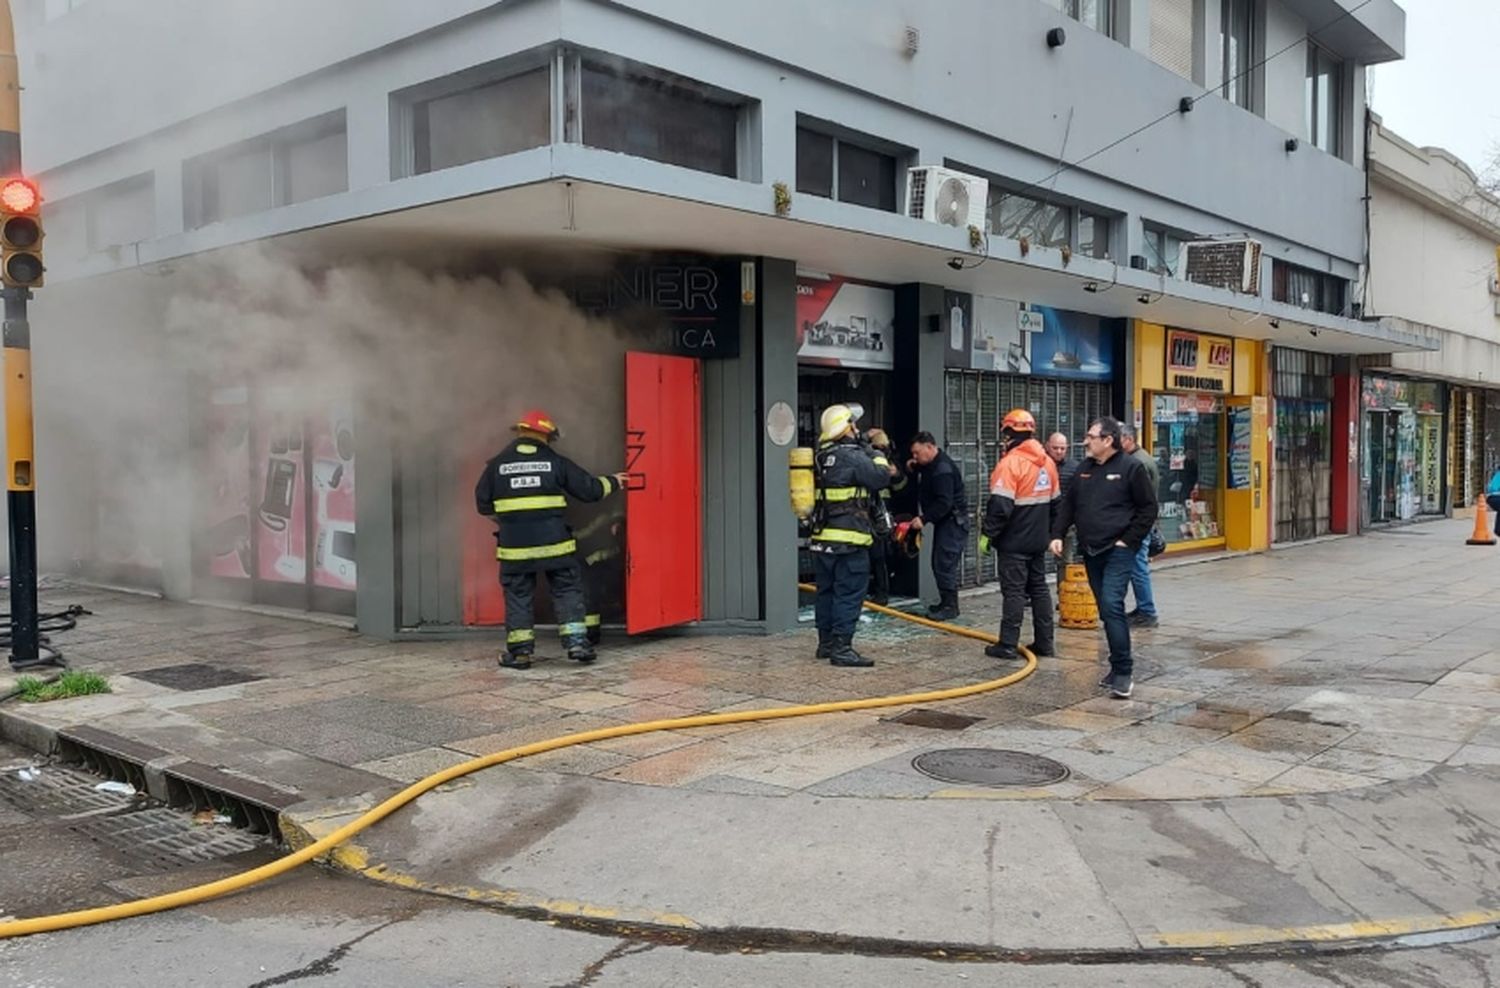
1001, 408, 1037, 433
892, 519, 923, 558
514, 409, 560, 439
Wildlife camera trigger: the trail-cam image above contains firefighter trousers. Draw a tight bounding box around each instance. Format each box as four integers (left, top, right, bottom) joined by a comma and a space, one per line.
501, 564, 588, 655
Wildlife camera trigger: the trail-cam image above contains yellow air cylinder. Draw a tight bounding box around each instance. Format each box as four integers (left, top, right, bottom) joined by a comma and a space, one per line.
1057, 563, 1099, 630
789, 446, 815, 520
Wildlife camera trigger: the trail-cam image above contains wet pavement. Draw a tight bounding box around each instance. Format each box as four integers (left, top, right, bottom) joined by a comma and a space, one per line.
2, 518, 1499, 956
3, 521, 1496, 804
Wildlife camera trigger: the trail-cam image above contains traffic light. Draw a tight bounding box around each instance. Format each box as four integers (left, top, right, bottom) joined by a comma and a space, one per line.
0, 177, 42, 289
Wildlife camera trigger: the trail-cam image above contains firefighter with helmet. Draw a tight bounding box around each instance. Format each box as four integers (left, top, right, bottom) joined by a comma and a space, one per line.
979, 408, 1059, 662
475, 409, 627, 670
810, 403, 891, 667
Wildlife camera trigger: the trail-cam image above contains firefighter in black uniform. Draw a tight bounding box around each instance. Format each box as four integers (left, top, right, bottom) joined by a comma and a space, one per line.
811, 404, 891, 667
475, 409, 627, 670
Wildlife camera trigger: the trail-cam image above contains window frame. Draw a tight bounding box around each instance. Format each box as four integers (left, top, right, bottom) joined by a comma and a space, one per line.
1142, 222, 1191, 277
1052, 0, 1115, 37
184, 110, 347, 229
1304, 41, 1344, 157
1219, 0, 1258, 111
392, 50, 556, 180
796, 119, 905, 213
1272, 259, 1348, 316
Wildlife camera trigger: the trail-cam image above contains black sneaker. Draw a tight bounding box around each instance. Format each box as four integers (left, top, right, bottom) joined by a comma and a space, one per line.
1026, 642, 1056, 658
1098, 672, 1113, 689
984, 643, 1021, 661
500, 652, 533, 670
1109, 675, 1134, 699
1128, 613, 1159, 628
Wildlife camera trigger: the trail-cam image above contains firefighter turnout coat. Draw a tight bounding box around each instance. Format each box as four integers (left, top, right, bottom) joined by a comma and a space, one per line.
810, 437, 891, 553
982, 437, 1060, 555
475, 438, 617, 573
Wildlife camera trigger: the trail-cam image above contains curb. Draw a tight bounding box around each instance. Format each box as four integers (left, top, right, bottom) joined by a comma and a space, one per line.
285, 807, 1500, 962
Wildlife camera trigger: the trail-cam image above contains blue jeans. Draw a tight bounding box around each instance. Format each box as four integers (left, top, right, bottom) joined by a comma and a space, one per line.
1129, 540, 1157, 619
1083, 545, 1135, 679
814, 549, 871, 642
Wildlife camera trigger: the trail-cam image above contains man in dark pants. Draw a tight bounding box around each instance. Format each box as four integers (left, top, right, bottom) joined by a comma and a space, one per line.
980, 409, 1059, 661
908, 431, 968, 621
1049, 416, 1157, 699
811, 404, 891, 667
475, 409, 627, 670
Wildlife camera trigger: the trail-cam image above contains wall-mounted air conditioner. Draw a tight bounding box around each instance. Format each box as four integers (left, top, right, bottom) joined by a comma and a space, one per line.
1180, 238, 1263, 295
907, 166, 988, 231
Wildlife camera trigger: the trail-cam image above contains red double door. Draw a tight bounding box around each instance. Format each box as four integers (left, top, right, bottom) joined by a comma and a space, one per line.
462, 352, 702, 635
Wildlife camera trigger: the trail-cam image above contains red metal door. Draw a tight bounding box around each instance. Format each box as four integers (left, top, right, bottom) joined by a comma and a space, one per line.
625, 352, 703, 633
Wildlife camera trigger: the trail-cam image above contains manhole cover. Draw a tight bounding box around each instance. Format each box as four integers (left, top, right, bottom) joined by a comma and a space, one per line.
911, 748, 1071, 787
886, 708, 984, 731
129, 663, 263, 691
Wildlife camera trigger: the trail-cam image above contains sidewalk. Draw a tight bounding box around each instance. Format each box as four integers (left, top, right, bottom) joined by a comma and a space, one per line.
3, 519, 1500, 953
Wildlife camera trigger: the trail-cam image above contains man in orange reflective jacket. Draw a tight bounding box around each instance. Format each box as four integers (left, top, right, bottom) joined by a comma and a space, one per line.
979, 409, 1060, 662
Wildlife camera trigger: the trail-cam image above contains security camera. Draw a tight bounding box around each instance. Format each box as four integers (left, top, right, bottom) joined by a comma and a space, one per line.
947, 257, 964, 271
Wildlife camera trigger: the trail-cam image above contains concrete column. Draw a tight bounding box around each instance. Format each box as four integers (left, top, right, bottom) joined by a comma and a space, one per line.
759, 257, 801, 632
354, 390, 398, 638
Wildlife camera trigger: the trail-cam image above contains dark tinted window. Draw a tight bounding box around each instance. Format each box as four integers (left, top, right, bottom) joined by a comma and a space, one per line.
582, 62, 739, 177
796, 127, 834, 198
836, 141, 896, 211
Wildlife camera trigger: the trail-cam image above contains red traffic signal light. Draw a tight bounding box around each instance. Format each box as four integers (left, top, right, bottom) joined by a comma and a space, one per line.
0, 176, 43, 288
0, 178, 39, 215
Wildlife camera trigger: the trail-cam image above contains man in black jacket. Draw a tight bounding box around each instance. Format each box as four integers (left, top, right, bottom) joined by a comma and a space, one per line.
908, 431, 969, 621
1049, 416, 1157, 698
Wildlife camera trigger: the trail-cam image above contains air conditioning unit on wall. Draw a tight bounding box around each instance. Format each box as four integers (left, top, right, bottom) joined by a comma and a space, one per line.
1181, 238, 1263, 295
907, 166, 988, 231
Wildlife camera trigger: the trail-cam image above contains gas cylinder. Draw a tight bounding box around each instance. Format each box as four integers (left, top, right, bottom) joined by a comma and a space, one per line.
789, 447, 815, 520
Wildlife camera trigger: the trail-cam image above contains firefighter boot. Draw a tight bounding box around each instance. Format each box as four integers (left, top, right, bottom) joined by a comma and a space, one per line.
816, 630, 832, 659
928, 590, 960, 623
565, 638, 597, 664
829, 635, 874, 668
499, 648, 533, 671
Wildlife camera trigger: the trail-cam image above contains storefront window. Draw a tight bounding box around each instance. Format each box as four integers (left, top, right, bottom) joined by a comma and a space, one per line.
1361, 375, 1445, 525
1151, 393, 1223, 543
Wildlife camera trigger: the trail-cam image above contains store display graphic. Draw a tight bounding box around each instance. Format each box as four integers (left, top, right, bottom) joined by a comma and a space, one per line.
795, 275, 895, 371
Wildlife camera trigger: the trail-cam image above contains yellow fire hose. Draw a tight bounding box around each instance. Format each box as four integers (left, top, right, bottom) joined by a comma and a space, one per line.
0, 591, 1032, 939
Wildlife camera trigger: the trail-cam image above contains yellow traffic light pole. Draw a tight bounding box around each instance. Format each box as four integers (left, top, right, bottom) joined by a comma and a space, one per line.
0, 0, 53, 669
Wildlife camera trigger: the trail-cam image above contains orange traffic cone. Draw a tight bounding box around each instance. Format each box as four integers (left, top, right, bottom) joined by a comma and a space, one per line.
1467, 496, 1497, 546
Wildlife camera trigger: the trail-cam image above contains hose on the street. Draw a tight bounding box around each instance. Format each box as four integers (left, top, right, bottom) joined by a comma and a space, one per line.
0, 591, 1030, 939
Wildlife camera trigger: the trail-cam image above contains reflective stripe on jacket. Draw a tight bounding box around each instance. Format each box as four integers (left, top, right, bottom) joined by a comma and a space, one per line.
475, 438, 614, 573
982, 438, 1059, 555
810, 437, 891, 553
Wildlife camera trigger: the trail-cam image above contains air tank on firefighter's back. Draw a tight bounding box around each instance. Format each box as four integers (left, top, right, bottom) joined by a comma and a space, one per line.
789, 446, 815, 520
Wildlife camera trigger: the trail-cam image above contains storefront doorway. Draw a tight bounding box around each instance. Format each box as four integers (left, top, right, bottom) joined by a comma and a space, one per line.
1271, 348, 1333, 543
1360, 375, 1445, 527
1148, 393, 1225, 546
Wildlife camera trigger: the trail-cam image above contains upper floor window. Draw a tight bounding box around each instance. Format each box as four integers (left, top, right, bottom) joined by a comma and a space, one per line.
184, 111, 347, 229
1305, 43, 1344, 156
1220, 0, 1256, 110
985, 183, 1114, 258
1045, 0, 1114, 36
410, 66, 550, 175
581, 60, 746, 179
1143, 223, 1187, 276
796, 124, 900, 212
1273, 260, 1347, 315
1150, 0, 1195, 80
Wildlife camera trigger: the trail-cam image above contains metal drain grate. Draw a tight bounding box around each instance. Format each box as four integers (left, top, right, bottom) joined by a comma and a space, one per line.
886, 708, 984, 731
912, 748, 1071, 787
1, 762, 265, 871
128, 663, 264, 691
70, 805, 262, 870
